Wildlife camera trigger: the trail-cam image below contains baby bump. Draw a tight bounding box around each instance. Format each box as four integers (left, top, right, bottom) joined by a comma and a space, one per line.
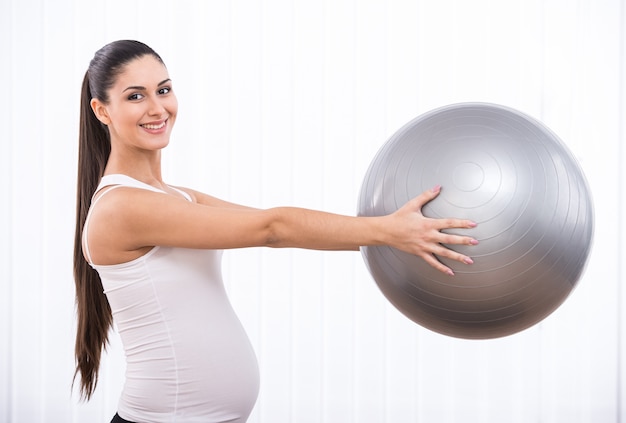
120, 319, 259, 421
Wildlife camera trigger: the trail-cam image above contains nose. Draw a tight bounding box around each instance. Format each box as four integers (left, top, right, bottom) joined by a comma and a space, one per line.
147, 95, 166, 116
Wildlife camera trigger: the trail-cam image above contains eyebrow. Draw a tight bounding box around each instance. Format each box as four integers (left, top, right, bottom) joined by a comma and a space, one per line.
122, 78, 172, 93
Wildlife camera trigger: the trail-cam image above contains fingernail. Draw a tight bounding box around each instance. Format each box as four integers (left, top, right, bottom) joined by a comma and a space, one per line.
432, 185, 441, 193
470, 239, 479, 245
447, 269, 455, 276
464, 257, 474, 264
468, 221, 477, 227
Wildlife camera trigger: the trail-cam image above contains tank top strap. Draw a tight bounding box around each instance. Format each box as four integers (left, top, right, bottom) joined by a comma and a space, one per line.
96, 174, 192, 201
96, 174, 165, 194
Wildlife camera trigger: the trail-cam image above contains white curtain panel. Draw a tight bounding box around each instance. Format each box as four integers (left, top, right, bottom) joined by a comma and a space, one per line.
1, 0, 624, 422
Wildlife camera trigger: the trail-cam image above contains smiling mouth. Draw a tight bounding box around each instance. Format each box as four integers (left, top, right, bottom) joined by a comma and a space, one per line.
141, 120, 167, 130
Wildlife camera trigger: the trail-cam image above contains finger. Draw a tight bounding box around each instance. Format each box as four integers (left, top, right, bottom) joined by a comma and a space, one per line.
431, 243, 474, 265
437, 232, 479, 247
420, 253, 456, 276
434, 218, 478, 230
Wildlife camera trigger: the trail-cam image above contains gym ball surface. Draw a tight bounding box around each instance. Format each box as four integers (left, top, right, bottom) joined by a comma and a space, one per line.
358, 102, 594, 339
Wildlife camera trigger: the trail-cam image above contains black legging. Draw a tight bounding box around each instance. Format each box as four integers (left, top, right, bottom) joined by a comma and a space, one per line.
111, 413, 135, 423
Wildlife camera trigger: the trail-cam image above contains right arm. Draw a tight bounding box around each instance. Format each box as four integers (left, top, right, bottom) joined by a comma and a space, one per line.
87, 186, 476, 274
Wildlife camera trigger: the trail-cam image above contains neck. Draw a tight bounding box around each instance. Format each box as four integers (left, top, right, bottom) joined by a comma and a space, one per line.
104, 149, 164, 186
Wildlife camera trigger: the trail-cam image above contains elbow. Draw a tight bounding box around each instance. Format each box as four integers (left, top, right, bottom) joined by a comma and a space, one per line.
265, 234, 282, 248
261, 207, 303, 249
261, 208, 285, 248
263, 223, 281, 248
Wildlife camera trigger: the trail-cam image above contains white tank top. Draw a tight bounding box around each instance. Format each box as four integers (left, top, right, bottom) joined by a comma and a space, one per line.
83, 174, 259, 423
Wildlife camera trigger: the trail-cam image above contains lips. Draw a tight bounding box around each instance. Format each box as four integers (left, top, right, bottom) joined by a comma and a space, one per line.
141, 120, 167, 130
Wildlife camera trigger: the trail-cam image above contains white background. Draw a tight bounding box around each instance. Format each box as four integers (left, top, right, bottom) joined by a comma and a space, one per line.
1, 0, 624, 422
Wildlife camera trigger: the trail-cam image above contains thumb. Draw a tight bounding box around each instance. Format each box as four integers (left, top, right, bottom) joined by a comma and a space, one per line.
411, 185, 442, 209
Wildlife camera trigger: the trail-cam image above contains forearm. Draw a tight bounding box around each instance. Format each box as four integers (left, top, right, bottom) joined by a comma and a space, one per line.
265, 207, 386, 251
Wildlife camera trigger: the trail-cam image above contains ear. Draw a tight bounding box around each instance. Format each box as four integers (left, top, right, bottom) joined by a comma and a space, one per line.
90, 98, 111, 125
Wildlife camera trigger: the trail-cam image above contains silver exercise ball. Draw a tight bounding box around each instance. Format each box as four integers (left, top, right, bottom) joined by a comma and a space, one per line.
358, 103, 594, 339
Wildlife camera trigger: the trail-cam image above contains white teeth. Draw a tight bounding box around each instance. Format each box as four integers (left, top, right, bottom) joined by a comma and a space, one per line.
142, 122, 166, 130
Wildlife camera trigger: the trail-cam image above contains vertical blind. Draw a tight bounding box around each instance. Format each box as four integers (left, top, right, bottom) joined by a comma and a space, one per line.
1, 0, 624, 422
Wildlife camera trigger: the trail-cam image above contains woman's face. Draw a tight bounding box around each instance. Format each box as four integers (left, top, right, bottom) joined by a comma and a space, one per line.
91, 54, 178, 152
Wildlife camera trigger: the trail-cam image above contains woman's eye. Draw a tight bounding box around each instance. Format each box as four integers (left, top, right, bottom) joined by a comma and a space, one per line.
159, 87, 171, 95
128, 93, 144, 101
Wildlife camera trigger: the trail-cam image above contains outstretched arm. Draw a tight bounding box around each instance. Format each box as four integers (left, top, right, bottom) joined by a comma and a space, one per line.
88, 185, 476, 275
263, 185, 477, 274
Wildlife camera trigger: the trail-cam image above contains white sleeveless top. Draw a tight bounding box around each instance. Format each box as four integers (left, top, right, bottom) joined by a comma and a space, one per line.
83, 175, 259, 423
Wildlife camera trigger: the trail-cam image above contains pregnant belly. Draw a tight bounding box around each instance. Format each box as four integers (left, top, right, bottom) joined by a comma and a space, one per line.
119, 317, 260, 422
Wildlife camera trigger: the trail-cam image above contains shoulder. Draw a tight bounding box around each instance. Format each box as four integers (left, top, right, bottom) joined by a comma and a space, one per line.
86, 185, 202, 257
90, 186, 190, 228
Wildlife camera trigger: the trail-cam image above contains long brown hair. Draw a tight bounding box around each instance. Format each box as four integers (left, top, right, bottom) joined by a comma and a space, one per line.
73, 40, 164, 400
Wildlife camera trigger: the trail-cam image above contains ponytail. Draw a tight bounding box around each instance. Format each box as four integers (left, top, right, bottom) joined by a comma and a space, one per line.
72, 71, 112, 400
72, 39, 165, 401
